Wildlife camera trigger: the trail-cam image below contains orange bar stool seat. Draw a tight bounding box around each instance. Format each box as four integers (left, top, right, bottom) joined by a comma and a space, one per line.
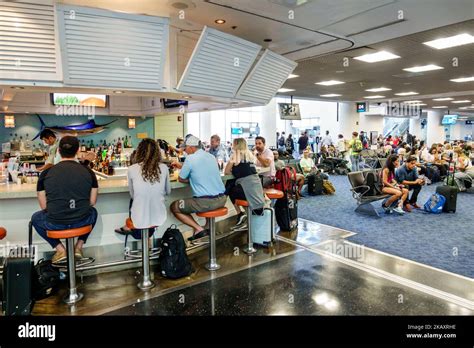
234, 200, 256, 255
264, 188, 284, 200
195, 207, 228, 271
0, 227, 7, 240
47, 225, 93, 305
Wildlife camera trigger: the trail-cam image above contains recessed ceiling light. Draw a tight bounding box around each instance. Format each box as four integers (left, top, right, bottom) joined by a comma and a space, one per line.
11, 86, 24, 89
394, 92, 418, 96
364, 95, 385, 99
365, 87, 391, 92
113, 90, 123, 94
403, 100, 423, 103
423, 33, 474, 49
452, 100, 471, 104
450, 76, 474, 83
432, 106, 448, 108
320, 94, 342, 97
288, 74, 299, 79
403, 64, 444, 73
417, 103, 427, 106
215, 19, 226, 24
315, 80, 345, 86
354, 51, 400, 63
433, 97, 454, 101
278, 88, 295, 93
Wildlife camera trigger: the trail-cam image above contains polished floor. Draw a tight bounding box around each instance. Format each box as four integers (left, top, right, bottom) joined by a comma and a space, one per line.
28, 217, 474, 316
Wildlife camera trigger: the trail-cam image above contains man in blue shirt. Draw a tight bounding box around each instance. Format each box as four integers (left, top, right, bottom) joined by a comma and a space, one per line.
171, 135, 227, 241
396, 156, 425, 210
208, 134, 228, 162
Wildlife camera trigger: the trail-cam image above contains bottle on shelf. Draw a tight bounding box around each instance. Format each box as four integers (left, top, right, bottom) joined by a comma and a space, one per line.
124, 136, 128, 148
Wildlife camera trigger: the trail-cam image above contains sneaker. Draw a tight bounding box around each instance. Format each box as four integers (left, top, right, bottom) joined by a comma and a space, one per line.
235, 213, 247, 226
393, 206, 405, 215
188, 229, 209, 241
232, 223, 248, 232
52, 250, 67, 264
383, 206, 393, 214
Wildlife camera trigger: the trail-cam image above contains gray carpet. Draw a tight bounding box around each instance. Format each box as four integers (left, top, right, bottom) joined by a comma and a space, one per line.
298, 175, 474, 279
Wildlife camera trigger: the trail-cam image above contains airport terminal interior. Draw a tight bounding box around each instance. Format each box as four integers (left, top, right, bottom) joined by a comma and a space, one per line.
0, 0, 473, 321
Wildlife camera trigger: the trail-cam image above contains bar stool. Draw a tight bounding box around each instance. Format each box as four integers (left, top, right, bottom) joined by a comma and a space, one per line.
196, 207, 228, 271
0, 226, 6, 240
125, 218, 157, 290
47, 225, 92, 304
115, 219, 161, 261
235, 199, 257, 255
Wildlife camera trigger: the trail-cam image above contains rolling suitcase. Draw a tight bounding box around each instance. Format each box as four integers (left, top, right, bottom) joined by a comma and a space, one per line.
275, 195, 298, 231
2, 253, 34, 315
435, 154, 457, 213
250, 208, 274, 246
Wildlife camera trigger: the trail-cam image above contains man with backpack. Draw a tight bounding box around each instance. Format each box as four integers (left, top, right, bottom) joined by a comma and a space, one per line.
349, 131, 363, 172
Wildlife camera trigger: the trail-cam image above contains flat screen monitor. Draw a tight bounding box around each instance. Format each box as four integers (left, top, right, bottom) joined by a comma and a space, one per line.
52, 93, 107, 107
441, 115, 458, 125
231, 127, 243, 135
278, 103, 301, 120
162, 99, 189, 109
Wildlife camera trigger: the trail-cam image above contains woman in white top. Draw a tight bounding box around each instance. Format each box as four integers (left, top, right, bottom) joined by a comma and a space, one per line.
116, 139, 171, 238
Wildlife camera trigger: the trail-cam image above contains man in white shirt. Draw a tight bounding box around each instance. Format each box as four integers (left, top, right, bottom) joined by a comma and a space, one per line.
254, 136, 276, 188
321, 131, 333, 148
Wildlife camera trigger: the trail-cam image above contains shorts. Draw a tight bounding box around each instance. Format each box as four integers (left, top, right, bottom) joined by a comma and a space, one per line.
175, 195, 227, 214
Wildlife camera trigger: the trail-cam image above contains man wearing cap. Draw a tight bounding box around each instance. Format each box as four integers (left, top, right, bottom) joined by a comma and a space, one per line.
170, 135, 227, 241
31, 136, 98, 263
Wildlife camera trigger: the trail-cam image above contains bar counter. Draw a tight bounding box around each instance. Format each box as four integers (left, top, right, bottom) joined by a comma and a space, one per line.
0, 168, 269, 253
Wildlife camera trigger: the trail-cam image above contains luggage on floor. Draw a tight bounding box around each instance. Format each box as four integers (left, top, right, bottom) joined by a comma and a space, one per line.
32, 258, 60, 301
250, 208, 274, 246
275, 196, 298, 231
423, 193, 446, 214
436, 185, 457, 213
335, 167, 349, 175
322, 179, 336, 195
307, 172, 324, 195
2, 252, 34, 315
159, 225, 194, 279
436, 155, 458, 213
425, 165, 441, 183
274, 167, 297, 194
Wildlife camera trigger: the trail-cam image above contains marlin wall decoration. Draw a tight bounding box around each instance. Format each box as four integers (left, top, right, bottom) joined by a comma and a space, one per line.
32, 114, 117, 140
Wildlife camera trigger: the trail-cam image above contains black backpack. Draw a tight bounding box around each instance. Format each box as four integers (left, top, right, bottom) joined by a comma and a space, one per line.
159, 225, 193, 279
32, 258, 60, 301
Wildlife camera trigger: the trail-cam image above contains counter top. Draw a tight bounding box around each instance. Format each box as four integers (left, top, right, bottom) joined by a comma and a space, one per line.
0, 167, 270, 200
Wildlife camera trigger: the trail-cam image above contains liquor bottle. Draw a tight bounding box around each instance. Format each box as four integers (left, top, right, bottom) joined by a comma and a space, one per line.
117, 137, 122, 154
124, 136, 128, 148
128, 135, 132, 148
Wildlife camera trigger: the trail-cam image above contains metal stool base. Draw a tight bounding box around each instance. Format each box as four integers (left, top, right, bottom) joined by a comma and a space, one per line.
243, 246, 257, 255
205, 261, 221, 271
137, 279, 155, 290
63, 291, 83, 305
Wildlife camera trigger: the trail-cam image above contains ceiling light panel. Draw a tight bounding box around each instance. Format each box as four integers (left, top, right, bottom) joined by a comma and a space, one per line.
365, 87, 391, 92
315, 80, 345, 86
423, 33, 474, 49
354, 51, 400, 63
394, 92, 419, 96
403, 64, 444, 73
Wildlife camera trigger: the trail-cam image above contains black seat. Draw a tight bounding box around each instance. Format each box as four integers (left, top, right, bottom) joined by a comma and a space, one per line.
348, 170, 389, 218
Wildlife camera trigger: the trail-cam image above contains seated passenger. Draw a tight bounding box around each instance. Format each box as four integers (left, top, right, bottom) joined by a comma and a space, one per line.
225, 138, 265, 232
32, 136, 98, 263
254, 136, 276, 188
126, 139, 171, 238
395, 156, 424, 210
380, 155, 408, 215
170, 135, 227, 241
300, 149, 329, 179
453, 147, 474, 190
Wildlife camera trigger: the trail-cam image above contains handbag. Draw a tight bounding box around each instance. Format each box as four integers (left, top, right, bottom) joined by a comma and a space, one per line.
32, 258, 60, 301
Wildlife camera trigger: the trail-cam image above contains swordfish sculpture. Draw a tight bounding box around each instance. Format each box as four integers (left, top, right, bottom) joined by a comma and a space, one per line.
32, 114, 117, 140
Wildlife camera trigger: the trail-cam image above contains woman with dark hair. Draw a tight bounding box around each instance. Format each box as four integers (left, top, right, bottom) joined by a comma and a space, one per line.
381, 155, 408, 214
116, 139, 171, 237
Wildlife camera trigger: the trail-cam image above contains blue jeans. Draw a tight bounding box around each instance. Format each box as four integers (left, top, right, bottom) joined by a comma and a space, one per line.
32, 208, 98, 248
350, 154, 360, 172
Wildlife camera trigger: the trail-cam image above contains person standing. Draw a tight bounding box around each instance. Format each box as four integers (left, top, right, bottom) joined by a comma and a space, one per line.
321, 130, 333, 148
298, 131, 309, 155
337, 134, 346, 159
278, 132, 286, 151
37, 129, 61, 172
285, 134, 295, 155
349, 131, 363, 172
